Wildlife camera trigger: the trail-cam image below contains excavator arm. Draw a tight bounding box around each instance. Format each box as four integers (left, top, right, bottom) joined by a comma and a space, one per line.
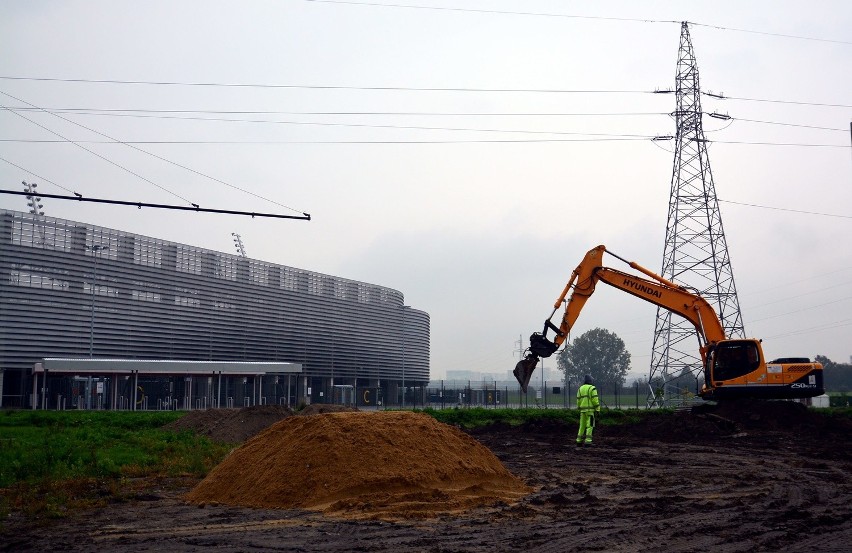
513, 245, 726, 392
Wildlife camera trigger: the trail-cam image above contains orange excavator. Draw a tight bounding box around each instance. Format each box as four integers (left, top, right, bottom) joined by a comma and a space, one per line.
513, 245, 824, 401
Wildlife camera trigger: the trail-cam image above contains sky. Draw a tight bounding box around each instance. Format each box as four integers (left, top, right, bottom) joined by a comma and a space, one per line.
1, 0, 850, 383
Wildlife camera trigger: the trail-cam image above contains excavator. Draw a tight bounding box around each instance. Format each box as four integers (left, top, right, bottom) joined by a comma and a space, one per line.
513, 245, 824, 401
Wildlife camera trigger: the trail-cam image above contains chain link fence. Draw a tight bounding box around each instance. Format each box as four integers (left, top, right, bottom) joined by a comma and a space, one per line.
412, 381, 656, 410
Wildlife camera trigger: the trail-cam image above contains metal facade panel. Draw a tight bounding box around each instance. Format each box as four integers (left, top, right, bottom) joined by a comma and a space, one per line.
0, 210, 429, 404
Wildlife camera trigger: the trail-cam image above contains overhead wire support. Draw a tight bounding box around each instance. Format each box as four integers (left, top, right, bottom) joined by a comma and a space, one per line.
0, 190, 311, 221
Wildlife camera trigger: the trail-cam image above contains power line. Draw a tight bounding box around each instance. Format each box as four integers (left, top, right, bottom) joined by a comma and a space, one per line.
0, 76, 652, 94
0, 137, 651, 144
3, 106, 669, 118
3, 138, 846, 148
718, 199, 852, 219
1, 114, 662, 138
304, 0, 679, 24
5, 106, 844, 135
302, 1, 852, 45
1, 77, 845, 110
731, 117, 847, 132
710, 140, 849, 148
687, 21, 852, 45
743, 266, 852, 298
703, 92, 852, 108
748, 284, 852, 311
762, 319, 852, 341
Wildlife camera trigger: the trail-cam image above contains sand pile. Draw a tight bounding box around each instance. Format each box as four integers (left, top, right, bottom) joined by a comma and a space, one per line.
185, 411, 531, 519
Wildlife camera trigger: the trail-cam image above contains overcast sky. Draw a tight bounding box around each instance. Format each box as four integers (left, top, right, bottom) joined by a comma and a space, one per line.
1, 1, 850, 382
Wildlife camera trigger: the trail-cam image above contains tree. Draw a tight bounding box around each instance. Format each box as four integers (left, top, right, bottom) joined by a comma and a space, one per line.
556, 328, 631, 389
817, 355, 852, 393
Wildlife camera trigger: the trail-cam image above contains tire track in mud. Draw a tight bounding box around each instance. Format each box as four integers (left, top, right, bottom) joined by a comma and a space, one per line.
4, 409, 851, 553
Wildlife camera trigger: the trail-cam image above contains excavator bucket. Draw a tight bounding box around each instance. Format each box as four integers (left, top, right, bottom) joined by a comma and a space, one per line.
513, 355, 539, 393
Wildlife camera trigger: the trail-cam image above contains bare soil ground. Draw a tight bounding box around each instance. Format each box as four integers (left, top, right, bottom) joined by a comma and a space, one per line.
3, 402, 851, 553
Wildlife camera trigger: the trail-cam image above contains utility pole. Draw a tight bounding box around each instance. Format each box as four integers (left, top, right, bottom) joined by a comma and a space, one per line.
648, 22, 745, 407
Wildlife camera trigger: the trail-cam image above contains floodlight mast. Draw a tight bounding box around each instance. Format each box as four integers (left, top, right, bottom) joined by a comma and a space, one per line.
22, 181, 44, 215
232, 233, 247, 258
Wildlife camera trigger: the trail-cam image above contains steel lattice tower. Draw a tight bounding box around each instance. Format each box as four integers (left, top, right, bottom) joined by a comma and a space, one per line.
648, 22, 745, 406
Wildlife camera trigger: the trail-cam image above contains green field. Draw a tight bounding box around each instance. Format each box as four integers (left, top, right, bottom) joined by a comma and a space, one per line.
0, 410, 233, 519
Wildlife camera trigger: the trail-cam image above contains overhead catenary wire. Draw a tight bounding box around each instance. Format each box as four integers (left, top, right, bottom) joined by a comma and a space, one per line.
0, 100, 196, 206
0, 155, 77, 194
0, 90, 309, 215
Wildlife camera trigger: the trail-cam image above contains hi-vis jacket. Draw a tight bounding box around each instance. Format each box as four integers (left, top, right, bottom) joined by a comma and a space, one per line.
577, 384, 600, 412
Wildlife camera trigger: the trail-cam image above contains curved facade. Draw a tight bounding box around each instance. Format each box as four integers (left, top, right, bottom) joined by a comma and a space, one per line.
0, 210, 429, 407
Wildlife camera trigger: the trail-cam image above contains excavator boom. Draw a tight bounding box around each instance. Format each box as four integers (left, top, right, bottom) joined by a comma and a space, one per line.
514, 245, 824, 400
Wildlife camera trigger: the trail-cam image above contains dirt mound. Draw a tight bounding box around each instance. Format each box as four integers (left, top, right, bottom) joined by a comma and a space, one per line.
602, 400, 852, 448
185, 411, 531, 520
164, 405, 295, 443
164, 404, 360, 443
297, 403, 357, 416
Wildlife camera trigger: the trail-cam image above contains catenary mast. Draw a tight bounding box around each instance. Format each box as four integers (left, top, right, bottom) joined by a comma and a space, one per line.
648, 22, 745, 406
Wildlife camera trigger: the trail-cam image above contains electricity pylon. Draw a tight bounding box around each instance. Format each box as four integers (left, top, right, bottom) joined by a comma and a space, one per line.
648, 22, 745, 407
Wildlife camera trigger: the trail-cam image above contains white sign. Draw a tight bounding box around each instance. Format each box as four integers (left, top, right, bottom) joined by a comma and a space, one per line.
96, 382, 104, 394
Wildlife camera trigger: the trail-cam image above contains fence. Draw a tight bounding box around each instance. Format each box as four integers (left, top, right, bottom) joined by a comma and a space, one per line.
418, 381, 653, 410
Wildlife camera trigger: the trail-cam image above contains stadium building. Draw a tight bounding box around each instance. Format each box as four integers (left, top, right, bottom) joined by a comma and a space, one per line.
0, 209, 430, 409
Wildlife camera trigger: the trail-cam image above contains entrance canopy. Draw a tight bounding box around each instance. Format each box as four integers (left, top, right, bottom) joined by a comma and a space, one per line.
34, 358, 302, 376
31, 358, 303, 411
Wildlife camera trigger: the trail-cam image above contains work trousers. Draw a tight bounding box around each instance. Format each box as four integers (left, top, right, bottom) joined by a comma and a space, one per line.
577, 411, 596, 444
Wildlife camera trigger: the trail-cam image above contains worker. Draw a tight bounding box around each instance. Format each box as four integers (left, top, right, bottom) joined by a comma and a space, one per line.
576, 374, 600, 446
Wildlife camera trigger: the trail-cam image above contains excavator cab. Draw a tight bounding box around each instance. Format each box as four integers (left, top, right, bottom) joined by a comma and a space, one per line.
709, 341, 761, 382
701, 339, 824, 400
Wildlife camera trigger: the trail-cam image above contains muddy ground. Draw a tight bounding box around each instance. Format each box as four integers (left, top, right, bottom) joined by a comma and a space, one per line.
3, 402, 851, 553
